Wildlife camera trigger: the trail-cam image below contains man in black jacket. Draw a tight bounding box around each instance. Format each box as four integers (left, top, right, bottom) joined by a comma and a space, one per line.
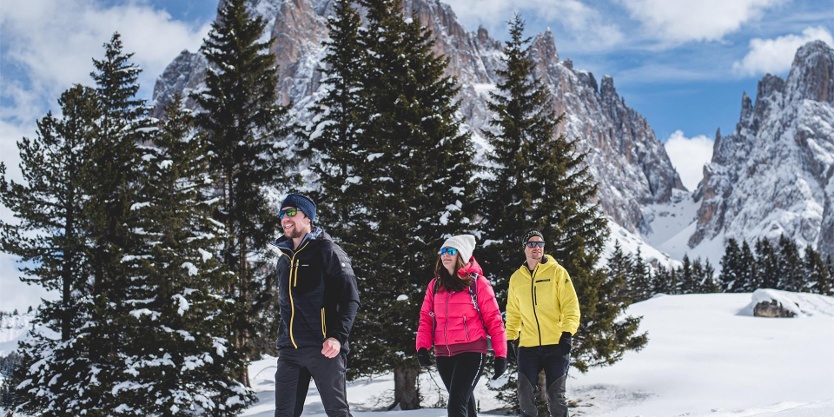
271, 193, 360, 417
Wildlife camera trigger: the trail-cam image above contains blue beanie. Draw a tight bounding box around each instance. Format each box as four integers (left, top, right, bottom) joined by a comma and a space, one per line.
280, 193, 316, 223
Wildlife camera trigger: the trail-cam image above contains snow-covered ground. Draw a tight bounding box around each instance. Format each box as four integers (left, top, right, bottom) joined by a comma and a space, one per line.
241, 290, 834, 417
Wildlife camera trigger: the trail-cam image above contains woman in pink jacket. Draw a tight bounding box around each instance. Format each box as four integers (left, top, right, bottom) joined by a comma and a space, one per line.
416, 234, 508, 417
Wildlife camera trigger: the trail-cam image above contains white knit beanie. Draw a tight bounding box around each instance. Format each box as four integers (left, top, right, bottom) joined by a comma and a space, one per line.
441, 234, 476, 262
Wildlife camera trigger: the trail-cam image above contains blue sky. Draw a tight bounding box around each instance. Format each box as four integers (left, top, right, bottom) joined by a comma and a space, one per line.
0, 0, 833, 311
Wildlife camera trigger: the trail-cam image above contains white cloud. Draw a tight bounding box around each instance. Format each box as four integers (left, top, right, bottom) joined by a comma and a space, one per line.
0, 0, 211, 313
732, 27, 834, 76
619, 0, 783, 44
664, 130, 714, 191
1, 0, 211, 124
441, 0, 623, 49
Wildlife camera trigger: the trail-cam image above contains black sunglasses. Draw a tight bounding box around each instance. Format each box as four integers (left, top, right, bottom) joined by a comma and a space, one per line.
525, 241, 545, 248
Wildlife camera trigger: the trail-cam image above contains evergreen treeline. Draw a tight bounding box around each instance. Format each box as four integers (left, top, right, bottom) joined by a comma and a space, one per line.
1, 0, 829, 415
605, 236, 834, 305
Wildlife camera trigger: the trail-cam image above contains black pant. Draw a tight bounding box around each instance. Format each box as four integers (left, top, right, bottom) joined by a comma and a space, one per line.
517, 345, 570, 417
436, 352, 485, 417
274, 347, 352, 417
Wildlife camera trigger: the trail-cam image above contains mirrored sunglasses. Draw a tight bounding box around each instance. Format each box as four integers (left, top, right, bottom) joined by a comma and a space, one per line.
279, 207, 299, 219
525, 241, 545, 248
438, 247, 459, 256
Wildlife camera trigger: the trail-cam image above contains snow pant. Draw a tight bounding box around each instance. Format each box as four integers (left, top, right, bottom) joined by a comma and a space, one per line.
274, 346, 352, 417
435, 352, 486, 417
516, 344, 570, 417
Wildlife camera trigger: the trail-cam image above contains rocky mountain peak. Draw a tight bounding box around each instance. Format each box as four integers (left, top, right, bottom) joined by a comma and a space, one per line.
153, 0, 684, 236
691, 41, 834, 260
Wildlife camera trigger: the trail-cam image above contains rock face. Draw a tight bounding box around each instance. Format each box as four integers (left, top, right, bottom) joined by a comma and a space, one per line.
152, 0, 685, 234
691, 41, 834, 260
753, 300, 797, 318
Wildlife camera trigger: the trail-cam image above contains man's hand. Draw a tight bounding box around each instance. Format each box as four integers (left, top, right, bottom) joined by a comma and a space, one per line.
322, 337, 341, 358
558, 332, 572, 355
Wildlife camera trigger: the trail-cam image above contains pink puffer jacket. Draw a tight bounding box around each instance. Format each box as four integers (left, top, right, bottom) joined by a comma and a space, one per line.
415, 257, 507, 357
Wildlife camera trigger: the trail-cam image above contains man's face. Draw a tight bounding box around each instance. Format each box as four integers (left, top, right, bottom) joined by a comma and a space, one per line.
280, 206, 311, 239
524, 236, 545, 263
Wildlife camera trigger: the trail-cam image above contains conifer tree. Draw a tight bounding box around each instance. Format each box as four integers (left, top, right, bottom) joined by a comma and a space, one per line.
679, 255, 698, 294
192, 0, 290, 384
479, 15, 644, 400
699, 259, 721, 293
652, 265, 679, 295
0, 84, 99, 416
629, 247, 653, 302
739, 240, 759, 292
114, 96, 254, 416
303, 0, 365, 237
776, 234, 805, 291
336, 0, 477, 408
720, 238, 744, 292
606, 241, 632, 303
805, 247, 832, 295
7, 33, 149, 415
755, 238, 779, 289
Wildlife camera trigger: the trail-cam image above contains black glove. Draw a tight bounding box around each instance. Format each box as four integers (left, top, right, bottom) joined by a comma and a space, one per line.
493, 356, 507, 379
558, 332, 572, 355
507, 339, 518, 365
417, 348, 433, 367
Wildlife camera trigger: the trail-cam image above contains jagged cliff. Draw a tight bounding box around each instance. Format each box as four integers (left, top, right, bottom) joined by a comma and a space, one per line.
152, 0, 684, 234
692, 40, 834, 260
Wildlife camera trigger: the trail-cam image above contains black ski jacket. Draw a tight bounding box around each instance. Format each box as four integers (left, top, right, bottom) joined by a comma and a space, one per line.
271, 227, 360, 352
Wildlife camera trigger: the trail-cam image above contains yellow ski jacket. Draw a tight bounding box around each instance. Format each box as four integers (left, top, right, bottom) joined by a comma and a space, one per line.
505, 254, 580, 347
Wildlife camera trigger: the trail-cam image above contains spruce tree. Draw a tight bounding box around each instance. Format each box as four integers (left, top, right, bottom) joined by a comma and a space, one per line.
303, 0, 365, 237
805, 247, 832, 295
629, 247, 653, 302
776, 234, 805, 291
192, 0, 291, 384
113, 96, 255, 416
755, 238, 779, 289
479, 15, 644, 407
739, 240, 759, 292
679, 255, 697, 294
720, 238, 744, 292
606, 241, 632, 303
0, 85, 99, 416
8, 33, 149, 415
334, 0, 478, 409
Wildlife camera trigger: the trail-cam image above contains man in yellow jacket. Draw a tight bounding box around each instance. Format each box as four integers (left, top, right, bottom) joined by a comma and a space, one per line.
505, 230, 580, 417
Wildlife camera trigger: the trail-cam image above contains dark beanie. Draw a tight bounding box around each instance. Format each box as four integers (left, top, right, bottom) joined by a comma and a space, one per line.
521, 230, 544, 248
280, 193, 316, 223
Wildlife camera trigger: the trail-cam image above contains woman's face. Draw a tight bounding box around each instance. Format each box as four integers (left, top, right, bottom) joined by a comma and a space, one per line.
439, 247, 460, 274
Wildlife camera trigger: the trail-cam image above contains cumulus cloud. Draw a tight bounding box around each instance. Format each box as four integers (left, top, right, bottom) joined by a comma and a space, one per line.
664, 130, 714, 191
0, 0, 211, 313
619, 0, 782, 44
732, 27, 834, 76
1, 0, 211, 124
442, 0, 623, 49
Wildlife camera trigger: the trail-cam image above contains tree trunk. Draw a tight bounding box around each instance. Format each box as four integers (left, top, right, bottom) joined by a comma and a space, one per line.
392, 366, 421, 410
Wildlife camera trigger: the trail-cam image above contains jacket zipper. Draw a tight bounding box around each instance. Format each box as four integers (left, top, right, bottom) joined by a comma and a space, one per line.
286, 241, 310, 349
530, 265, 543, 346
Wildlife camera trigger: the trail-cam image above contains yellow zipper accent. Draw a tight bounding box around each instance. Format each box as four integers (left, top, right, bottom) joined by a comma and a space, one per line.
287, 240, 311, 349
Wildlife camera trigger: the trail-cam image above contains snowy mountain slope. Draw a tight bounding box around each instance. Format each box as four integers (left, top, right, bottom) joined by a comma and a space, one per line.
152, 0, 685, 237
235, 290, 834, 417
691, 41, 834, 261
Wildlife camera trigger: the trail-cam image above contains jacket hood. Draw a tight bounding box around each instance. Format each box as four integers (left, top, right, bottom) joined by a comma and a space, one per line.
458, 256, 484, 277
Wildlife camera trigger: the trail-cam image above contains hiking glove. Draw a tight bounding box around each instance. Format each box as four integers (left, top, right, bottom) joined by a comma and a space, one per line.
416, 348, 433, 367
507, 339, 519, 365
493, 356, 507, 379
559, 332, 572, 355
